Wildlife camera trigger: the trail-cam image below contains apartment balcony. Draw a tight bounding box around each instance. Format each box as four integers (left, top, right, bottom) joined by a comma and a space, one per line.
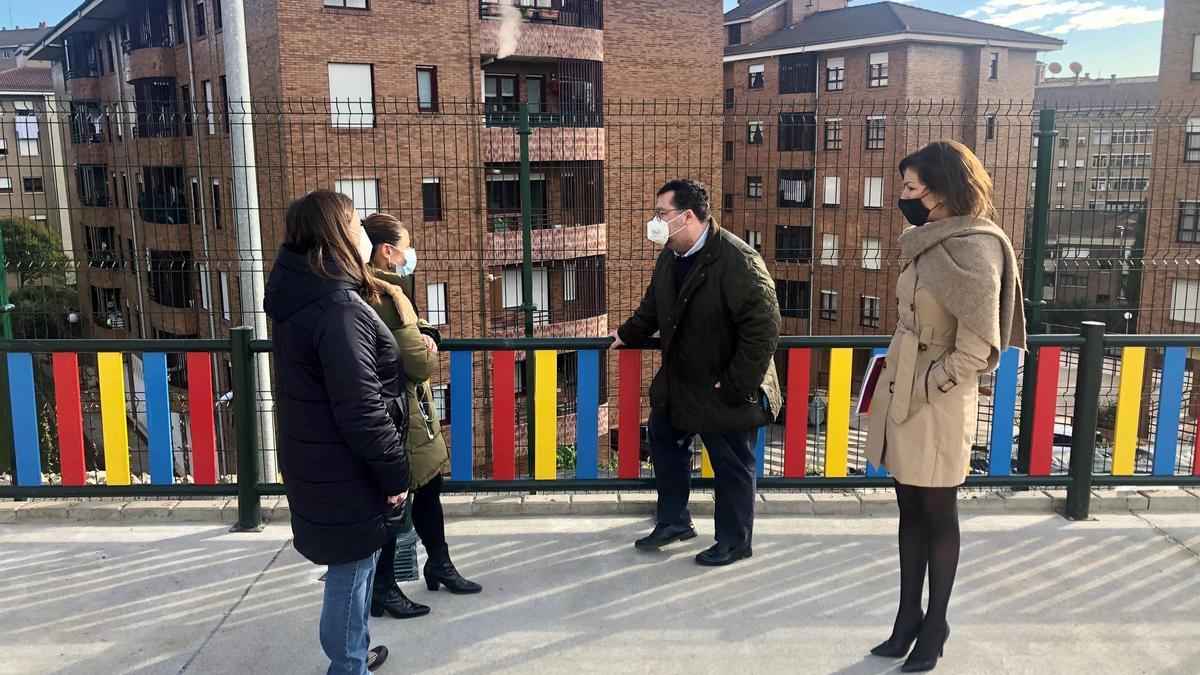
489, 312, 609, 340
126, 46, 176, 82
480, 0, 603, 30
482, 126, 605, 163
487, 219, 606, 266
63, 32, 99, 82
66, 77, 104, 101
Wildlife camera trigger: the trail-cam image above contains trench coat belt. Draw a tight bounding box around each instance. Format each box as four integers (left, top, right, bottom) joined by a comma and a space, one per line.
888, 330, 921, 425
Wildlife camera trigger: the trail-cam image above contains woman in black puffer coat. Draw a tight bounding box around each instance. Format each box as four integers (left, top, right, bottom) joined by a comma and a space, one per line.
264, 189, 410, 674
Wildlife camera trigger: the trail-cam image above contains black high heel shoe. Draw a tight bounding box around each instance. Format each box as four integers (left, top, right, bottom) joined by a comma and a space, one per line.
870, 611, 924, 658
424, 547, 482, 595
370, 585, 431, 619
901, 623, 950, 672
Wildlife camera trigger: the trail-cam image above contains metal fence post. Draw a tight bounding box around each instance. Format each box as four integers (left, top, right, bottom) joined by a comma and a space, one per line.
1018, 107, 1056, 475
1065, 321, 1104, 520
0, 232, 14, 478
518, 102, 537, 475
230, 326, 263, 531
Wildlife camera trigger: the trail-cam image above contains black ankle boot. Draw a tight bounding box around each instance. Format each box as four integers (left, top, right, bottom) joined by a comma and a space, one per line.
370, 585, 431, 619
423, 546, 482, 594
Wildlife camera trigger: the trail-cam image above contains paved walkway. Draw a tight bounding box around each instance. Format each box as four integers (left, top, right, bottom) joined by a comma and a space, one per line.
2, 512, 1200, 674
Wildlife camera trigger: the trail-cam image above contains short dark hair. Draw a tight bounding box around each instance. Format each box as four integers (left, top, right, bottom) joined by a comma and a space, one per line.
898, 140, 995, 220
658, 179, 710, 222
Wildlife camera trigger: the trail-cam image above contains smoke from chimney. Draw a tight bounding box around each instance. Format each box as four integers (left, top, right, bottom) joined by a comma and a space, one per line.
496, 0, 522, 60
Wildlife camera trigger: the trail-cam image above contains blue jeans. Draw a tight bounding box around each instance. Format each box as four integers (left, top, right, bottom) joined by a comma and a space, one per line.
320, 550, 380, 675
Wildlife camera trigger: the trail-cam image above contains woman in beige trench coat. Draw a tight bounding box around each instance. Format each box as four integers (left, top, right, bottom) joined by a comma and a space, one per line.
865, 141, 1026, 672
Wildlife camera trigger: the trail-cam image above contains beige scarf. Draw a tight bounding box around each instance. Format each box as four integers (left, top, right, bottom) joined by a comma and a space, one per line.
370, 267, 419, 326
898, 216, 1028, 367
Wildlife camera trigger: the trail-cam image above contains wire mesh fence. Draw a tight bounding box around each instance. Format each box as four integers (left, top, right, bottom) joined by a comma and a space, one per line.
1, 97, 1199, 483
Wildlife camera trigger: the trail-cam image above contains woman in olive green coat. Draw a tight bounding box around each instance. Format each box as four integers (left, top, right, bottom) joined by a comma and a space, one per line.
363, 213, 482, 621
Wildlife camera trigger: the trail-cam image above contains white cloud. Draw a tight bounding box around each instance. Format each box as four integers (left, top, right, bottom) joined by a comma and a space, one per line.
982, 1, 1105, 28
1047, 5, 1163, 33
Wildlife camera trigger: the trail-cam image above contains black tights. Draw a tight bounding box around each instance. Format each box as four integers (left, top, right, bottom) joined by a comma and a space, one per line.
892, 480, 960, 650
375, 474, 447, 591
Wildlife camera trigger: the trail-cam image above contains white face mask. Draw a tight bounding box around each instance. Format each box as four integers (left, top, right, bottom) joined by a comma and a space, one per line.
397, 247, 417, 276
646, 211, 687, 246
356, 226, 373, 264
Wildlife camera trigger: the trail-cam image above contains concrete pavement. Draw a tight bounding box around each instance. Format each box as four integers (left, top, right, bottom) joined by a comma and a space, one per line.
2, 512, 1199, 674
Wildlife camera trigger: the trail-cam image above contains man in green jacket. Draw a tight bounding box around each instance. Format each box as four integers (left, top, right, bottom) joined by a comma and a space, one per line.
610, 179, 781, 566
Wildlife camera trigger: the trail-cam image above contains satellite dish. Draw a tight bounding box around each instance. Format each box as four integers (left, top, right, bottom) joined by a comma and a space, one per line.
1069, 61, 1083, 75
1047, 62, 1062, 74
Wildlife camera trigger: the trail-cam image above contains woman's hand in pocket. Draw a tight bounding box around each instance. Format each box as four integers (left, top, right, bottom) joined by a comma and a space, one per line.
387, 491, 409, 506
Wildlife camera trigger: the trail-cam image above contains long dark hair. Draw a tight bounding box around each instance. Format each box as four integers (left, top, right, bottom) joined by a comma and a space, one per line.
283, 189, 383, 303
899, 140, 996, 220
362, 212, 409, 250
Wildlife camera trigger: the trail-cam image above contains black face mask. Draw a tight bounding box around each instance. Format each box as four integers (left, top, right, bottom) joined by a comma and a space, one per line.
898, 196, 932, 226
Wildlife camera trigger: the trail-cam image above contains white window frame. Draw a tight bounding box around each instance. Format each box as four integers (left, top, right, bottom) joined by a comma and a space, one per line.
1172, 279, 1200, 324
1192, 34, 1200, 77
860, 295, 880, 328
825, 57, 845, 91
203, 79, 215, 135
823, 176, 841, 206
862, 238, 881, 270
17, 139, 38, 156
0, 177, 11, 192
821, 233, 838, 266
199, 263, 211, 309
328, 62, 375, 128
563, 261, 577, 302
426, 282, 448, 326
746, 230, 762, 251
820, 290, 838, 320
747, 120, 764, 144
219, 271, 231, 321
748, 63, 765, 89
335, 178, 379, 218
868, 52, 889, 87
324, 0, 368, 7
863, 176, 884, 208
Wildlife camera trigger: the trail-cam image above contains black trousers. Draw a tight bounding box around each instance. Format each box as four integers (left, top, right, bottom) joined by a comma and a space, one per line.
375, 473, 448, 592
648, 409, 758, 548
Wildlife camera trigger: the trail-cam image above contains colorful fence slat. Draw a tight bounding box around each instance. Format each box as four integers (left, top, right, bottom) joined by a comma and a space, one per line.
755, 426, 766, 479
825, 348, 852, 478
575, 350, 600, 480
186, 353, 218, 485
783, 348, 810, 478
52, 353, 86, 487
534, 350, 557, 480
449, 351, 474, 481
143, 353, 174, 485
491, 351, 516, 481
1029, 347, 1061, 477
989, 348, 1021, 477
865, 347, 888, 478
618, 349, 641, 479
7, 353, 41, 486
1112, 346, 1146, 476
97, 352, 130, 486
1153, 347, 1186, 477
700, 443, 714, 478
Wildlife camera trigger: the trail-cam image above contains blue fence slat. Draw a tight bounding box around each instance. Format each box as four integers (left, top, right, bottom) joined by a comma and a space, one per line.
866, 348, 888, 478
756, 426, 766, 478
575, 350, 599, 480
7, 353, 41, 486
143, 353, 174, 485
1153, 347, 1186, 476
449, 351, 474, 481
989, 348, 1020, 477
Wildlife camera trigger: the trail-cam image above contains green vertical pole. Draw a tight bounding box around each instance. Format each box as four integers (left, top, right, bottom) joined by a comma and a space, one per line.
518, 102, 537, 477
0, 232, 14, 477
230, 326, 263, 531
1065, 321, 1104, 520
1018, 107, 1056, 475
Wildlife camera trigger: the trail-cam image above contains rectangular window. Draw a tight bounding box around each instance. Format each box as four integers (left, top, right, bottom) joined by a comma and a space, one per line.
0, 177, 12, 192
986, 116, 996, 140
564, 261, 577, 302
211, 180, 222, 230
191, 179, 202, 226
989, 52, 999, 80
1059, 273, 1087, 288
23, 177, 43, 193
325, 0, 369, 7
147, 250, 195, 309
868, 52, 888, 87
747, 121, 764, 145
863, 177, 884, 208
198, 263, 211, 309
181, 85, 193, 136
422, 178, 443, 221
1056, 181, 1066, 191
824, 118, 842, 150
724, 88, 734, 109
777, 170, 813, 208
823, 176, 841, 206
821, 233, 838, 266
501, 268, 549, 324
328, 63, 374, 127
77, 165, 109, 206
778, 112, 816, 151
860, 295, 880, 328
778, 53, 817, 94
417, 66, 438, 112
484, 74, 518, 117
213, 0, 223, 30
862, 237, 882, 270
18, 139, 38, 156
335, 178, 379, 218
201, 80, 215, 134
748, 64, 764, 90
219, 75, 230, 133
426, 282, 448, 326
776, 279, 810, 318
1172, 280, 1200, 324
1090, 177, 1150, 191
745, 230, 762, 252
825, 57, 845, 92
432, 385, 449, 424
776, 225, 811, 263
724, 140, 734, 162
820, 290, 838, 320
723, 193, 733, 212
219, 271, 230, 321
746, 175, 763, 198
1093, 129, 1154, 145
1075, 159, 1085, 169
1180, 201, 1200, 244
1193, 34, 1200, 79
866, 116, 886, 150
1186, 118, 1200, 163
195, 1, 207, 37
727, 23, 741, 46
0, 138, 7, 154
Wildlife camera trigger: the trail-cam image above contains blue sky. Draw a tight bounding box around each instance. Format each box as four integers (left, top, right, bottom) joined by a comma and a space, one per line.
14, 0, 1164, 78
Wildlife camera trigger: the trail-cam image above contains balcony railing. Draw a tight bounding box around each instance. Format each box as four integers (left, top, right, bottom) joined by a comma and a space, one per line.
485, 103, 603, 129
479, 0, 603, 29
487, 207, 604, 232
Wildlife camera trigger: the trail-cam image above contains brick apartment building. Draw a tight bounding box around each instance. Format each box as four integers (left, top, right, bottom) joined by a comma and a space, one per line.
1141, 0, 1200, 338
720, 0, 1061, 388
27, 0, 723, 472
